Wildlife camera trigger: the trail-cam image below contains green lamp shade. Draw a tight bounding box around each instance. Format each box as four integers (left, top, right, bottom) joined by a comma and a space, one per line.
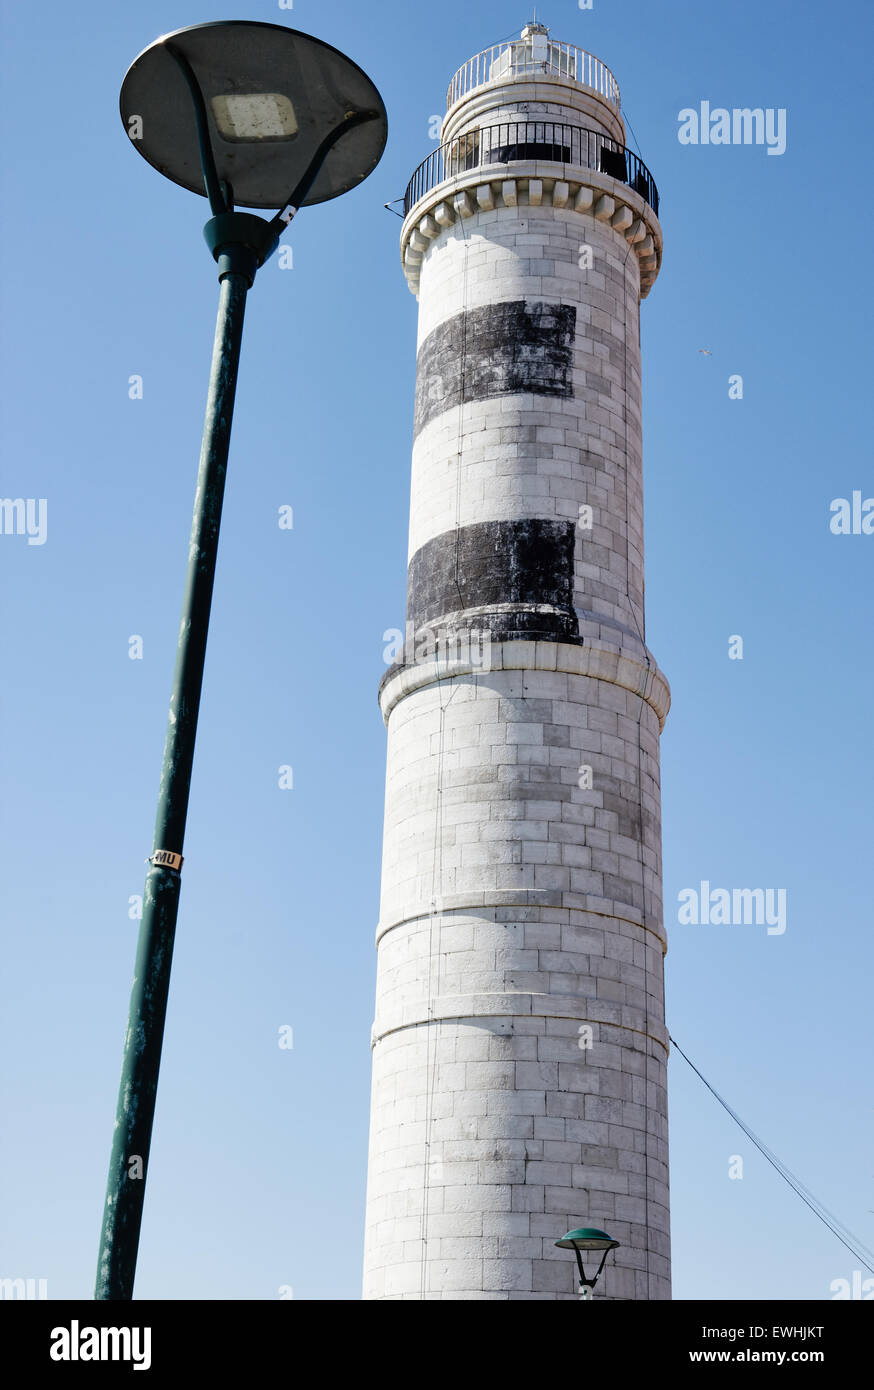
556, 1227, 620, 1252
119, 21, 387, 209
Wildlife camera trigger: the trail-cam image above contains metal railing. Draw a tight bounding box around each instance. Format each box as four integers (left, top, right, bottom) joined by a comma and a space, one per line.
404, 121, 658, 218
447, 40, 620, 111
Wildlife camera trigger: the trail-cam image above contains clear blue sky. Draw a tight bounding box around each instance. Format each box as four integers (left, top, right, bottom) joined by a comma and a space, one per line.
1, 0, 871, 1300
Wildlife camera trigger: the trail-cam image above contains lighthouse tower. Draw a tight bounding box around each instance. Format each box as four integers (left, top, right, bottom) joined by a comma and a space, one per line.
363, 25, 669, 1300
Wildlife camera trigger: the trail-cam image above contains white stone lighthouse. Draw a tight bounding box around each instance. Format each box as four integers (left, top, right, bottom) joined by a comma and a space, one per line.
363, 24, 669, 1300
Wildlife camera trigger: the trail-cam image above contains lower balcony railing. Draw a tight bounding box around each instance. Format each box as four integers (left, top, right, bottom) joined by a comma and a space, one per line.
404, 121, 659, 218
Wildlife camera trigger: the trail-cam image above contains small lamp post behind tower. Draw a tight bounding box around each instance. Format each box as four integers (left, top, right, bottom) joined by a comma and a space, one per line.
556, 1229, 621, 1300
95, 20, 386, 1301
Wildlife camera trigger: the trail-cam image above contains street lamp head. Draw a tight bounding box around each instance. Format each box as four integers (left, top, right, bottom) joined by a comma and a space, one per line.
119, 20, 387, 211
555, 1227, 620, 1253
556, 1228, 620, 1297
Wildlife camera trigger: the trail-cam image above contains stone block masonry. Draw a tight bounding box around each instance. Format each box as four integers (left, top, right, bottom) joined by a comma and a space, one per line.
363, 27, 669, 1300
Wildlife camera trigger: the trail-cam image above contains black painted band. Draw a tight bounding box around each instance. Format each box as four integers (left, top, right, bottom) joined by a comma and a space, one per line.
414, 300, 576, 436
407, 518, 579, 643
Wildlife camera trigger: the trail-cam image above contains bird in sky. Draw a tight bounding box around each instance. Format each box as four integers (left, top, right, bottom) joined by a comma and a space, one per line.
698, 348, 713, 355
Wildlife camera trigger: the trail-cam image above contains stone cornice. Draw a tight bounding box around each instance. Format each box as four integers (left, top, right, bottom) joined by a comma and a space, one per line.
374, 897, 668, 954
379, 636, 671, 731
400, 163, 663, 301
371, 992, 671, 1055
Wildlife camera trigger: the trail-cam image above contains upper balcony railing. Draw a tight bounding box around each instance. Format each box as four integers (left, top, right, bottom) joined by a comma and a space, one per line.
404, 120, 658, 219
447, 40, 621, 112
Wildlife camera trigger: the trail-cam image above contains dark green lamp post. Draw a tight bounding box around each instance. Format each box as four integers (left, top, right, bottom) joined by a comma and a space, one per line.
555, 1228, 620, 1300
95, 20, 386, 1301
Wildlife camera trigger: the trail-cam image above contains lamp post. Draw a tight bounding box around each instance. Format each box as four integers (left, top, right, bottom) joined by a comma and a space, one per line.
95, 21, 386, 1301
555, 1228, 621, 1300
